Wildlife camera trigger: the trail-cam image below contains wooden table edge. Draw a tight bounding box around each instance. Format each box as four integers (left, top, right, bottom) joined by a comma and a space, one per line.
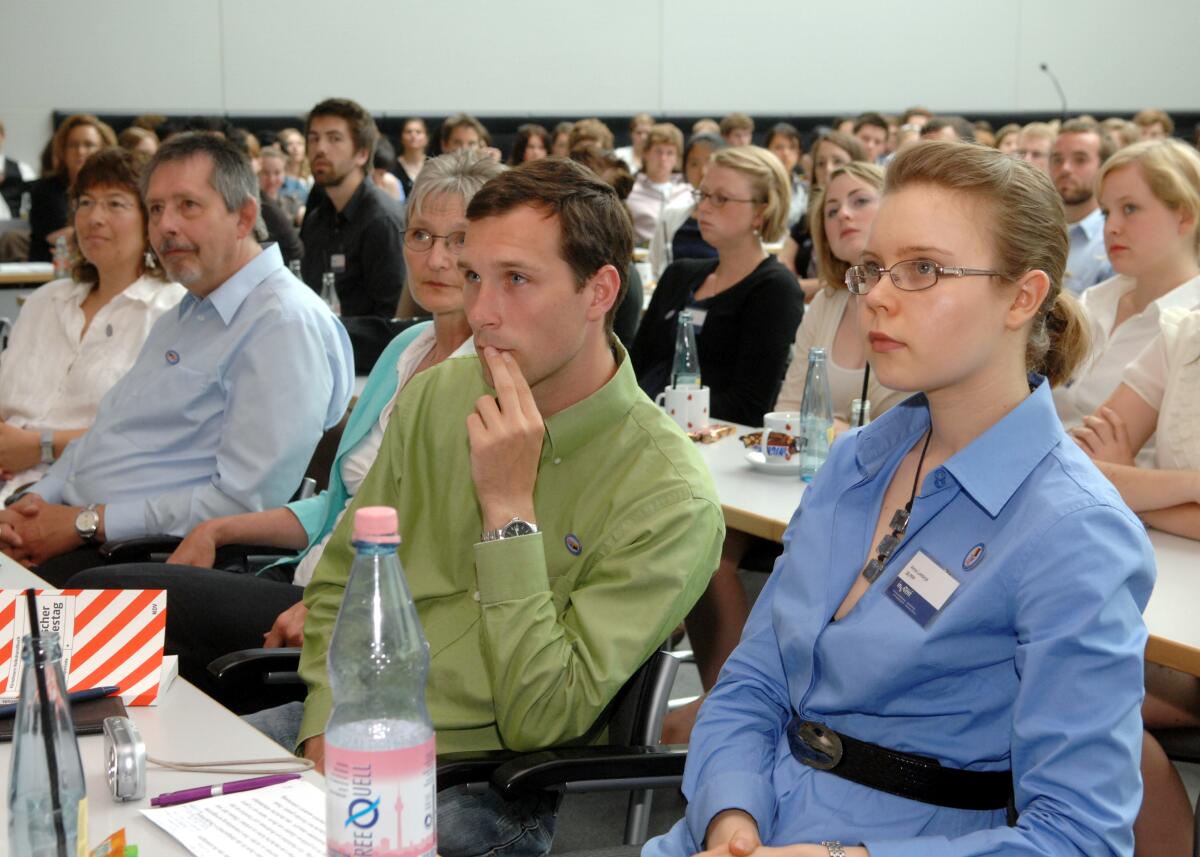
722, 506, 788, 544
1146, 635, 1200, 677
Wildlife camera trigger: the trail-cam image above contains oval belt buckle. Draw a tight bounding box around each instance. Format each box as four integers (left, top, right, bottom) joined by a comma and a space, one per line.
789, 718, 844, 771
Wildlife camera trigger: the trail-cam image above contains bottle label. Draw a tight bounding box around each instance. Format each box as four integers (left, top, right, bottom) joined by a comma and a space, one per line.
326, 737, 437, 857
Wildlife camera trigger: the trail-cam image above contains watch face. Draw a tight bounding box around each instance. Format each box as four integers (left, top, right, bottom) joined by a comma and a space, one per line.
76, 509, 99, 535
502, 520, 536, 538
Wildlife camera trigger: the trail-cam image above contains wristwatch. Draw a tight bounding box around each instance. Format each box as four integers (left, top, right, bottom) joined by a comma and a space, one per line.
40, 431, 55, 465
481, 516, 539, 542
821, 843, 847, 857
74, 503, 101, 545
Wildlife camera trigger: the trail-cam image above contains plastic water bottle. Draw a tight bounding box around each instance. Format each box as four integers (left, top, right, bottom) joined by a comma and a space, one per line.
671, 310, 701, 388
321, 271, 342, 315
7, 632, 87, 857
52, 235, 71, 280
798, 347, 834, 483
325, 507, 436, 857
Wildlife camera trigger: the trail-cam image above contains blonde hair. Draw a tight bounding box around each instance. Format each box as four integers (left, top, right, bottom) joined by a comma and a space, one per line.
811, 162, 885, 292
568, 118, 614, 152
709, 145, 792, 243
994, 123, 1021, 150
1019, 122, 1056, 144
1133, 108, 1174, 135
1097, 138, 1200, 256
885, 140, 1090, 386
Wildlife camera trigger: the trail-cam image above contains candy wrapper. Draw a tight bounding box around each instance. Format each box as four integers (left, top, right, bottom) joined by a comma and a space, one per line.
689, 423, 736, 443
738, 430, 801, 455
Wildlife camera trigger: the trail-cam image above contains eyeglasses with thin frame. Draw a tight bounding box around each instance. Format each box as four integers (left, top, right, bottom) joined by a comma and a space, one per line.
402, 229, 466, 254
844, 259, 1001, 295
692, 189, 764, 208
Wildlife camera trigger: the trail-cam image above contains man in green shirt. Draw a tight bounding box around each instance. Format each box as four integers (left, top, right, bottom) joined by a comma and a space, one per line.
297, 158, 724, 856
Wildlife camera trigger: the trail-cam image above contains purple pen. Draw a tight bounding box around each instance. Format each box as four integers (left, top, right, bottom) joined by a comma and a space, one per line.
150, 773, 300, 807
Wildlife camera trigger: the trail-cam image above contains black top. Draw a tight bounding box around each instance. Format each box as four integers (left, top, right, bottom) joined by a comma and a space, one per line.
28, 173, 69, 263
630, 255, 804, 426
613, 261, 644, 348
299, 177, 406, 319
260, 196, 303, 265
788, 212, 816, 279
390, 160, 420, 200
0, 159, 26, 217
670, 216, 718, 266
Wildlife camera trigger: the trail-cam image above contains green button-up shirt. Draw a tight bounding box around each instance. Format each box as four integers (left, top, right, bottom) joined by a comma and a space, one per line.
299, 345, 723, 753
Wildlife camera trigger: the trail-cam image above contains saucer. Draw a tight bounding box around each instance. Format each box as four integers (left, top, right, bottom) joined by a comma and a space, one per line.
745, 449, 801, 475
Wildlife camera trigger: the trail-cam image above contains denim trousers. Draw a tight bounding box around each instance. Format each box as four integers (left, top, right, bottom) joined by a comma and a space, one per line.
246, 702, 558, 857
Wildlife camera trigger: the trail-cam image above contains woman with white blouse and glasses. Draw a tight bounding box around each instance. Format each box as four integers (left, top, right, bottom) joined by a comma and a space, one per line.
1073, 307, 1200, 856
1053, 139, 1200, 450
0, 147, 183, 500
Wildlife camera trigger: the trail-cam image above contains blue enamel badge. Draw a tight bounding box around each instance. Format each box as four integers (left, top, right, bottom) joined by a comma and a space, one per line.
565, 534, 582, 556
962, 543, 985, 570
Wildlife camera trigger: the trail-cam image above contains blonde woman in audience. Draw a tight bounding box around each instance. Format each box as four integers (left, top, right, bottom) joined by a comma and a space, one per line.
644, 139, 1152, 857
780, 131, 866, 294
1074, 309, 1200, 855
394, 116, 428, 198
1054, 139, 1200, 450
1134, 108, 1174, 140
1103, 117, 1143, 150
625, 122, 691, 245
0, 148, 183, 499
28, 113, 117, 262
258, 145, 303, 224
276, 126, 311, 212
117, 126, 158, 157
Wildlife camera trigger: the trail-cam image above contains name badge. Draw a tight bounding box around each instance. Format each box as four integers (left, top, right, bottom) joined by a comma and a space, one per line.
688, 308, 708, 329
330, 253, 347, 273
887, 550, 960, 628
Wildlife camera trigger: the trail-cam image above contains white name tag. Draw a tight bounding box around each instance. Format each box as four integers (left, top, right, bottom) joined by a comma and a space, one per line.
886, 550, 960, 628
330, 253, 347, 273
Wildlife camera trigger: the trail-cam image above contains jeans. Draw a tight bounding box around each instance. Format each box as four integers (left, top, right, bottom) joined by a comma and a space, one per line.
245, 702, 558, 857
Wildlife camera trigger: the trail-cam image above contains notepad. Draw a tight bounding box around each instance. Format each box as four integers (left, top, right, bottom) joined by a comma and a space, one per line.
141, 778, 325, 857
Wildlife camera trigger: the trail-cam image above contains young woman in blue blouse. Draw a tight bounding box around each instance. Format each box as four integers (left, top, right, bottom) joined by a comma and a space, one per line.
645, 141, 1155, 857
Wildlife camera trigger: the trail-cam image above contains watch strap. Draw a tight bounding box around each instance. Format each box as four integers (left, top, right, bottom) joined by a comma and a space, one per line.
821, 843, 847, 857
481, 516, 539, 542
40, 430, 55, 465
75, 503, 100, 544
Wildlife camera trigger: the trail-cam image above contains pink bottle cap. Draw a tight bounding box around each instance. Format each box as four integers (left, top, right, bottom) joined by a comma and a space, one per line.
353, 506, 400, 543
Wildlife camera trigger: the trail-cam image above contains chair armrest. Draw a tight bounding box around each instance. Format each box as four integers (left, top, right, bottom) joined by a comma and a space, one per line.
208, 647, 303, 685
99, 535, 183, 561
436, 750, 520, 790
489, 744, 688, 797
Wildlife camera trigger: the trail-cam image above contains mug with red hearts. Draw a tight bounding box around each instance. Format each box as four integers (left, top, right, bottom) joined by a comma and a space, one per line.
655, 385, 710, 432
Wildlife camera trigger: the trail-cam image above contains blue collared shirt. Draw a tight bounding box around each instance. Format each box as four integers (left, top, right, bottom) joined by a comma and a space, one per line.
33, 244, 354, 541
645, 379, 1154, 857
1063, 207, 1112, 295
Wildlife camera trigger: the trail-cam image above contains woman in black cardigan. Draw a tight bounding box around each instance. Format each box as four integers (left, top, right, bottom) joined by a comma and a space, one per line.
631, 145, 803, 427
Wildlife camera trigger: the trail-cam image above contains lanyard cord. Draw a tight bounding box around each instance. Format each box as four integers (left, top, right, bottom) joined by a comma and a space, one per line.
861, 427, 934, 583
857, 363, 871, 427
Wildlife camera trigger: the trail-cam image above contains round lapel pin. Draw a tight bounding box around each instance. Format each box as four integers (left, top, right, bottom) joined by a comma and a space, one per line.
962, 543, 985, 570
165, 350, 180, 365
565, 534, 582, 556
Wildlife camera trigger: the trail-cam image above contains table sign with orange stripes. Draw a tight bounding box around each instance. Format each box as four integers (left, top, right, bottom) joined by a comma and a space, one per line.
0, 589, 167, 706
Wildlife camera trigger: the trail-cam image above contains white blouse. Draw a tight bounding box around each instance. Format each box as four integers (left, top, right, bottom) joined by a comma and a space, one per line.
291, 330, 476, 587
1054, 272, 1200, 431
0, 274, 185, 496
1122, 307, 1200, 471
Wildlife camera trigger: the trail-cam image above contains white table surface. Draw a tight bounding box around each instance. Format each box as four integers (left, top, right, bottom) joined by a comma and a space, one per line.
699, 428, 1200, 676
0, 555, 324, 854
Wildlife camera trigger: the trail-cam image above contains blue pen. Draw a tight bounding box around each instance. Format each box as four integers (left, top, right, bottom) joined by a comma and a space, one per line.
0, 685, 121, 719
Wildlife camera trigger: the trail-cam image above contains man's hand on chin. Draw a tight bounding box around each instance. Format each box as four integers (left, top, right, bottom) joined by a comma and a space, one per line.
0, 495, 97, 567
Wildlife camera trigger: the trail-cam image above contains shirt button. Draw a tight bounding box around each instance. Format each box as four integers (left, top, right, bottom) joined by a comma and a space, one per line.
933, 469, 947, 489
553, 457, 562, 465
473, 591, 481, 602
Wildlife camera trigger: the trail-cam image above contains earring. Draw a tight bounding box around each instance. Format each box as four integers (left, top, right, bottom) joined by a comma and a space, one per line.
144, 250, 157, 270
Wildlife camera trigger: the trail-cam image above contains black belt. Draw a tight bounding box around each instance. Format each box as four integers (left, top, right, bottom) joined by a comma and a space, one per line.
787, 716, 1014, 814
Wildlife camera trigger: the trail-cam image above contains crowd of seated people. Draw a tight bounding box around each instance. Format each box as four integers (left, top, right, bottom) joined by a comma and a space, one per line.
2, 99, 1200, 857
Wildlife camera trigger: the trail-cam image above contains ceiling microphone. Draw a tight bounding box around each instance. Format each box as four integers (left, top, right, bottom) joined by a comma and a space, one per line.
1039, 63, 1068, 121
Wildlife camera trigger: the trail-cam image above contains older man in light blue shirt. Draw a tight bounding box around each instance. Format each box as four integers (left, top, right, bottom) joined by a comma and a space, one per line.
0, 133, 352, 582
1053, 121, 1116, 295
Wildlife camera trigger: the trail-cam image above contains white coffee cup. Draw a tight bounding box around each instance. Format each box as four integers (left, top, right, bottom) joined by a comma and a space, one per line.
760, 411, 801, 465
656, 385, 710, 432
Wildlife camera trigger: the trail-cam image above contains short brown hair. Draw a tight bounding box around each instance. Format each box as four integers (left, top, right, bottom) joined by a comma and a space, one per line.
466, 158, 633, 335
440, 113, 491, 150
568, 118, 615, 152
569, 142, 634, 200
306, 98, 379, 157
886, 140, 1090, 386
853, 112, 888, 134
51, 114, 117, 178
719, 112, 755, 136
70, 147, 166, 284
118, 126, 158, 152
1058, 118, 1116, 164
1134, 108, 1174, 135
640, 123, 684, 159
